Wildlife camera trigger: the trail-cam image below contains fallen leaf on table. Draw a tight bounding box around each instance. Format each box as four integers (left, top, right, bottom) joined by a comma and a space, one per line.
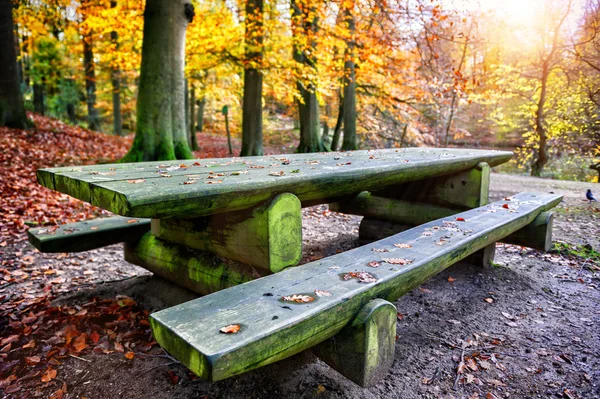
269, 171, 285, 176
371, 248, 388, 252
383, 258, 413, 265
126, 179, 145, 184
394, 243, 412, 248
282, 294, 315, 303
456, 217, 466, 222
343, 271, 378, 283
220, 324, 241, 334
314, 289, 332, 297
367, 261, 380, 267
126, 219, 139, 224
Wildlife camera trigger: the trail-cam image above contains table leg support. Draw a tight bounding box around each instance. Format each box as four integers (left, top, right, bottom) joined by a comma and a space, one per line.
313, 299, 397, 387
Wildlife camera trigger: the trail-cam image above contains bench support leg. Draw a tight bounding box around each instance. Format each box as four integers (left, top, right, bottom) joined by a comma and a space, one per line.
151, 193, 302, 273
313, 299, 397, 387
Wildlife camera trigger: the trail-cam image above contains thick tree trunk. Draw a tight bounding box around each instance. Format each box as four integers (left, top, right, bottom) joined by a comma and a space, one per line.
184, 78, 189, 144
121, 0, 195, 162
189, 83, 198, 150
0, 0, 29, 129
196, 96, 205, 132
532, 63, 549, 177
110, 2, 122, 136
292, 0, 327, 153
241, 0, 264, 156
83, 35, 100, 131
341, 5, 357, 151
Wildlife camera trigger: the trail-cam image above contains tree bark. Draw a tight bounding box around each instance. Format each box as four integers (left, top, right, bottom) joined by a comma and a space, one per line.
341, 4, 357, 151
292, 0, 327, 153
241, 0, 264, 156
33, 83, 44, 115
189, 83, 198, 150
110, 1, 122, 136
196, 96, 205, 131
121, 0, 195, 162
0, 0, 29, 129
331, 91, 344, 151
531, 62, 549, 177
83, 34, 100, 131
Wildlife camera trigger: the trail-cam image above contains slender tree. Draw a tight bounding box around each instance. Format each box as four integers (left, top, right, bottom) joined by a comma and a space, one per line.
341, 2, 357, 150
292, 0, 327, 153
241, 0, 264, 156
110, 0, 122, 135
121, 0, 195, 162
0, 0, 29, 129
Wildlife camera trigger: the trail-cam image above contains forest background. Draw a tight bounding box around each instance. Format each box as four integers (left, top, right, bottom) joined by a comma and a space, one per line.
4, 0, 600, 182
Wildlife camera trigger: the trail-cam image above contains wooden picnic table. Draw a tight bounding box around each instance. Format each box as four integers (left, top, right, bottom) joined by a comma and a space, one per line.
37, 148, 512, 219
30, 148, 566, 387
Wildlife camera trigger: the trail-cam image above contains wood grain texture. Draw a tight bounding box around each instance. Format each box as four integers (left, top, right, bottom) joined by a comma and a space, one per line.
149, 192, 562, 382
36, 149, 512, 219
152, 193, 302, 273
27, 217, 150, 253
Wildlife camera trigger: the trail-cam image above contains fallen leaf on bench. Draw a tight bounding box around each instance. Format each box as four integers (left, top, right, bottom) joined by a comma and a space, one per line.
314, 289, 332, 297
90, 226, 99, 230
219, 324, 241, 334
371, 248, 388, 252
183, 181, 196, 185
383, 258, 414, 265
282, 294, 315, 303
159, 173, 172, 178
204, 180, 223, 184
126, 179, 146, 184
502, 204, 510, 209
126, 219, 139, 224
328, 266, 340, 270
269, 171, 285, 176
394, 243, 412, 248
456, 217, 466, 222
343, 271, 378, 283
368, 261, 380, 267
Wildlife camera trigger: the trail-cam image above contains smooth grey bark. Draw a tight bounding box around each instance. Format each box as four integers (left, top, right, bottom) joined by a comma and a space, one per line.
33, 83, 44, 115
331, 92, 344, 151
110, 1, 122, 136
0, 0, 29, 129
122, 0, 195, 162
340, 4, 357, 151
241, 0, 264, 156
83, 35, 100, 130
292, 0, 327, 153
531, 61, 549, 176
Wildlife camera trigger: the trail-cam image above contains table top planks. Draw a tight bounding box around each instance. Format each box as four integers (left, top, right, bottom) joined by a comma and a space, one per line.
36, 148, 512, 219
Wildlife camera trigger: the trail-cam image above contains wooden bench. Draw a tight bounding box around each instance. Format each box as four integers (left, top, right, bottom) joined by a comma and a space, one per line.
149, 192, 562, 386
27, 216, 150, 253
30, 148, 564, 387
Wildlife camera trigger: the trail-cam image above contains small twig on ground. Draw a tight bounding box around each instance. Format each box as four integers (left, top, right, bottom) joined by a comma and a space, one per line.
430, 366, 441, 385
69, 354, 92, 363
453, 341, 467, 391
578, 258, 592, 276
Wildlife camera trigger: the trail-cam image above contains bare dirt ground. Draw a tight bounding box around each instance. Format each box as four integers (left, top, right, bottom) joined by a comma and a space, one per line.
1, 173, 599, 399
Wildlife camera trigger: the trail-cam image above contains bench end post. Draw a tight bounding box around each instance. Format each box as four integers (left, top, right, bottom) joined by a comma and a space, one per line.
313, 298, 397, 387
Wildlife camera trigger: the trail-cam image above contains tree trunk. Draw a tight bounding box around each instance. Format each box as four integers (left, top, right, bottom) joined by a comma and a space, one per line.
83, 35, 100, 131
189, 83, 198, 150
341, 4, 357, 151
331, 92, 344, 151
0, 0, 29, 129
292, 0, 327, 153
223, 105, 233, 156
197, 96, 205, 132
184, 78, 189, 145
110, 1, 122, 136
121, 0, 195, 162
33, 83, 44, 115
532, 62, 549, 177
241, 0, 264, 156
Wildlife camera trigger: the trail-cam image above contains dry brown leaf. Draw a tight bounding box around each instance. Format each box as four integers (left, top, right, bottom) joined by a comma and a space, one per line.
314, 289, 332, 297
126, 179, 146, 184
220, 324, 241, 334
124, 351, 135, 360
282, 294, 315, 303
382, 258, 413, 265
394, 243, 412, 248
41, 368, 57, 383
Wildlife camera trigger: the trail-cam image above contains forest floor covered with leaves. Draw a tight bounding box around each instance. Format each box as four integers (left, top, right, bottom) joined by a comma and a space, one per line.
1, 116, 599, 399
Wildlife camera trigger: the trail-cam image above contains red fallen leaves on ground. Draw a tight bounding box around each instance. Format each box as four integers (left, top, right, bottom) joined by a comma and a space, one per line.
0, 114, 131, 244
0, 294, 157, 396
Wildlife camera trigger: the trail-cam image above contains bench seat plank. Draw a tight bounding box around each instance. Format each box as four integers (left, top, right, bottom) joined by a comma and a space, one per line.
27, 217, 150, 253
149, 192, 562, 382
36, 148, 512, 219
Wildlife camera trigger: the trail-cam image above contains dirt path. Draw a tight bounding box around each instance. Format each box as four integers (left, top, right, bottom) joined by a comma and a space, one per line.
1, 173, 599, 398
